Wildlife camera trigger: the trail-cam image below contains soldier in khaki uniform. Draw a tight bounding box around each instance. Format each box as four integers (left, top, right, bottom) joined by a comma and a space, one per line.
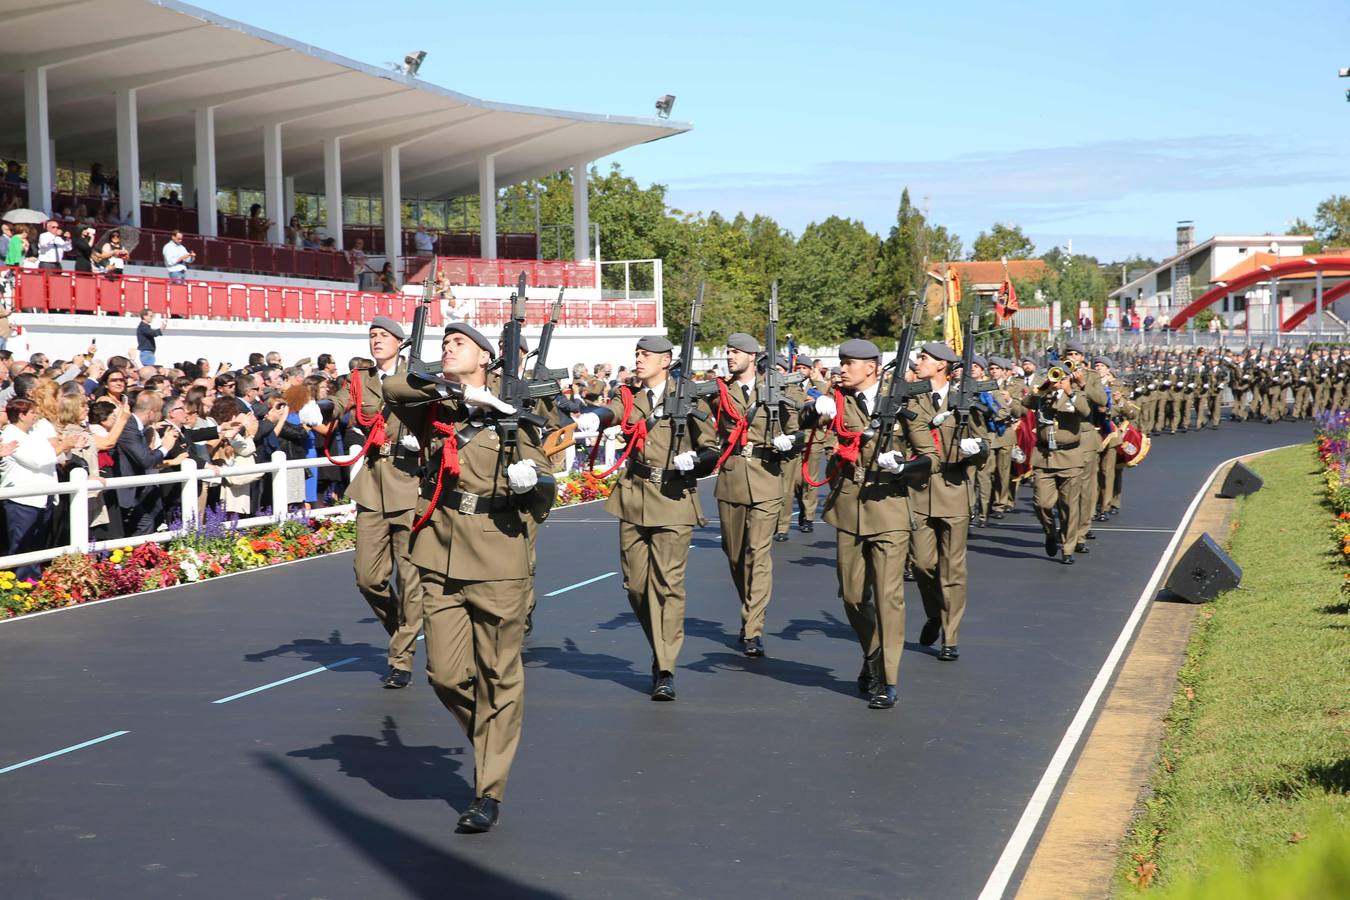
908, 342, 988, 662
1025, 366, 1090, 565
803, 338, 939, 709
983, 356, 1022, 520
382, 321, 556, 833
1061, 342, 1107, 555
319, 316, 425, 689
777, 355, 826, 536
714, 333, 803, 657
572, 335, 719, 700
1091, 357, 1136, 519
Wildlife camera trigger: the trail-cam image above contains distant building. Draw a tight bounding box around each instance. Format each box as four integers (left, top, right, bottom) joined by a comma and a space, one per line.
925, 259, 1050, 317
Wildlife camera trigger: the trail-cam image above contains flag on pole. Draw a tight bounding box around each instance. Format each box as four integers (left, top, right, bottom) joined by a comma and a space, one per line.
943, 265, 963, 355
995, 256, 1019, 323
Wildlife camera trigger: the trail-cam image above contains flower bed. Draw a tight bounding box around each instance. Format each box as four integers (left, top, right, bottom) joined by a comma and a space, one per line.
1313, 410, 1350, 588
0, 513, 356, 619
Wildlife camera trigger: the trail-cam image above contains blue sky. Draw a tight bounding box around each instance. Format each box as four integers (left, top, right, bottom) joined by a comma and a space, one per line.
196, 0, 1350, 261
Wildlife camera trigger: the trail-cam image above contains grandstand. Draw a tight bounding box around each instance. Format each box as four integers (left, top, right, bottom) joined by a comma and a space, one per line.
0, 0, 688, 364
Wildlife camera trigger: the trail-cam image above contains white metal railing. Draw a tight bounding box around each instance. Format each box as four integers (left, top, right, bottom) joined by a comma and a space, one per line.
599, 259, 663, 320
0, 435, 625, 571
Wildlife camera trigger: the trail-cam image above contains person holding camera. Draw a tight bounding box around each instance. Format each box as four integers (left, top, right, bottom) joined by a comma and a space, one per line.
37, 220, 72, 271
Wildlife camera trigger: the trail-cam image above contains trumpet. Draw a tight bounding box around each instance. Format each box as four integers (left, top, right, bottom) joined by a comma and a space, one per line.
1037, 365, 1068, 391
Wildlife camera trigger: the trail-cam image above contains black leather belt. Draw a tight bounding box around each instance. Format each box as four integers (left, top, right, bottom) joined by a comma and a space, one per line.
1037, 441, 1079, 452
443, 489, 514, 515
840, 462, 907, 486
730, 444, 778, 463
628, 459, 686, 485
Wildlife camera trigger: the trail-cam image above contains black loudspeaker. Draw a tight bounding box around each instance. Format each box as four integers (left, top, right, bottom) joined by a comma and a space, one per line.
1218, 462, 1263, 498
1165, 533, 1242, 603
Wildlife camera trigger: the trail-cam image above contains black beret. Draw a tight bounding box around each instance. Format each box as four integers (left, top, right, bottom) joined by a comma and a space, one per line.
369, 315, 405, 341
444, 322, 494, 354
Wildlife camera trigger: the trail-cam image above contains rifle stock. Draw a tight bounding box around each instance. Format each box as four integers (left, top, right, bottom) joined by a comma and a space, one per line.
405, 257, 438, 375
665, 283, 715, 452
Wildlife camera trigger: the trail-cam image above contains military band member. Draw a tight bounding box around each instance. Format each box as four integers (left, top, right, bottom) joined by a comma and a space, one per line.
314, 316, 425, 690
1028, 366, 1090, 565
1062, 342, 1107, 554
1092, 357, 1136, 519
968, 354, 1013, 526
572, 336, 720, 699
804, 338, 939, 709
382, 321, 556, 833
713, 334, 803, 656
984, 356, 1023, 519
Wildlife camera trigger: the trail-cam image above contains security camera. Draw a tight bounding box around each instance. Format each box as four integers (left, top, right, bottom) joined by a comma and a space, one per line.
403, 50, 427, 77
1340, 67, 1350, 77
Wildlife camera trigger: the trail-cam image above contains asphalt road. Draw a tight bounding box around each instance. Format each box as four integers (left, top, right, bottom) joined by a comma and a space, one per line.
0, 419, 1311, 900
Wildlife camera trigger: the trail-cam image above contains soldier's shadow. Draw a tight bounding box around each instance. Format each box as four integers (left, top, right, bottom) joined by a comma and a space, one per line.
685, 615, 744, 650
967, 545, 1047, 561
286, 715, 473, 810
787, 555, 835, 568
523, 637, 652, 695
772, 611, 855, 643
243, 629, 389, 675
683, 651, 858, 698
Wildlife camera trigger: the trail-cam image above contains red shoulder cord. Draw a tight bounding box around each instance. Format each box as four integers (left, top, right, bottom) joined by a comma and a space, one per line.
321, 368, 388, 467
410, 404, 462, 533
802, 389, 863, 488
587, 385, 647, 481
713, 379, 750, 472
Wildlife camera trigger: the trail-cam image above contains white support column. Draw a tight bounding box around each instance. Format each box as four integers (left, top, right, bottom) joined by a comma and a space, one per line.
194, 107, 217, 236
323, 137, 342, 249
572, 159, 590, 262
262, 122, 283, 244
478, 155, 496, 260
115, 88, 140, 225
23, 68, 52, 215
382, 144, 401, 278
48, 139, 57, 186
283, 175, 295, 226
182, 164, 195, 211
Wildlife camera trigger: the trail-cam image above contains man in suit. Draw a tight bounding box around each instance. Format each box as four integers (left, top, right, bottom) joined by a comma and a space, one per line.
802, 338, 938, 709
115, 390, 186, 535
382, 322, 555, 833
314, 315, 425, 690
907, 342, 989, 661
571, 335, 720, 700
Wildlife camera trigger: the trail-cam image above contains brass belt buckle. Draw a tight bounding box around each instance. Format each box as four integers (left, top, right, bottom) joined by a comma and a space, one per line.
457, 491, 480, 514
646, 468, 663, 485
739, 442, 754, 459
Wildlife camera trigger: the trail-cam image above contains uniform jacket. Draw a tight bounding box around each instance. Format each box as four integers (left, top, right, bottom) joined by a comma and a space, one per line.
1029, 389, 1091, 470
329, 361, 422, 514
712, 375, 803, 506
907, 385, 983, 519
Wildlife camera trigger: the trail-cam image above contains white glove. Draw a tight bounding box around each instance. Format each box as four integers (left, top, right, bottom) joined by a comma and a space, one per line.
1011, 447, 1026, 464
573, 412, 600, 439
672, 450, 697, 472
297, 401, 322, 427
463, 384, 516, 415
772, 433, 796, 452
877, 450, 905, 473
958, 438, 983, 458
506, 459, 538, 493
813, 395, 836, 419
399, 433, 421, 452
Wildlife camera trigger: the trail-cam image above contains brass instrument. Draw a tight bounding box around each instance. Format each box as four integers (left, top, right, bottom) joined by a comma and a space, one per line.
1037, 365, 1068, 391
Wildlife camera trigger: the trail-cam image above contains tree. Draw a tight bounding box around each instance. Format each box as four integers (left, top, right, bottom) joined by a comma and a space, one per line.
970, 223, 1035, 261
779, 217, 882, 344
1287, 215, 1325, 254
1313, 195, 1350, 247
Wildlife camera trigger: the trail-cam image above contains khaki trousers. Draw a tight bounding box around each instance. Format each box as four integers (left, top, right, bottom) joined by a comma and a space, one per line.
1194, 394, 1211, 428
1098, 445, 1121, 512
719, 499, 780, 641
354, 505, 424, 671
836, 528, 909, 685
973, 453, 994, 519
1075, 444, 1101, 545
1033, 465, 1082, 547
619, 521, 692, 674
778, 452, 821, 531
419, 569, 528, 801
909, 515, 969, 646
990, 445, 1014, 511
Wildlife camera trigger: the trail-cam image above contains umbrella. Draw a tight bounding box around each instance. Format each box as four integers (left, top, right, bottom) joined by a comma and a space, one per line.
2, 208, 49, 225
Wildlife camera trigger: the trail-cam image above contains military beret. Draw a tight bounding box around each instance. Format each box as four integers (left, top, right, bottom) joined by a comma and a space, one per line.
838, 338, 882, 360
443, 321, 494, 354
727, 332, 761, 353
794, 355, 815, 368
971, 354, 989, 370
1020, 356, 1037, 366
1093, 356, 1115, 369
918, 341, 959, 364
989, 355, 1014, 369
636, 335, 674, 353
774, 354, 791, 370
369, 315, 406, 341
498, 330, 529, 353
1064, 340, 1086, 355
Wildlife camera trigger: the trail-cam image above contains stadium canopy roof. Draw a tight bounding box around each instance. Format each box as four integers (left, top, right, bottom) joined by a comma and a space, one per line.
0, 0, 690, 198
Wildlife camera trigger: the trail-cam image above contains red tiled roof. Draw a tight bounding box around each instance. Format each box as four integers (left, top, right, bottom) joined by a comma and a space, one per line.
928, 260, 1050, 286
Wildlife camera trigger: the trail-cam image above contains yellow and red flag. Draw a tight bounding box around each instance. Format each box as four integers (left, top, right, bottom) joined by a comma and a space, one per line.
943, 265, 963, 355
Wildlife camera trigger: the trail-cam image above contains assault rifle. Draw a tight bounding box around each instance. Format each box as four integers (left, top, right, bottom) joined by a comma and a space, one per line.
665, 283, 718, 453
493, 272, 547, 450
525, 287, 567, 401
872, 292, 932, 452
755, 281, 806, 437
949, 303, 998, 438
405, 257, 438, 375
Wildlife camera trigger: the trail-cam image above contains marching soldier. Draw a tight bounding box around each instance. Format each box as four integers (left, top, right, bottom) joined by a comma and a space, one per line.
803, 338, 938, 709
1027, 365, 1090, 565
1092, 357, 1137, 519
777, 355, 827, 535
986, 356, 1024, 519
316, 316, 425, 690
382, 321, 556, 833
713, 334, 803, 656
572, 336, 720, 699
909, 342, 988, 661
1062, 342, 1107, 555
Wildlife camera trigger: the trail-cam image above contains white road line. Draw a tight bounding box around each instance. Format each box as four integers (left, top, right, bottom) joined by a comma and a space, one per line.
544, 572, 617, 597
977, 442, 1301, 900
0, 730, 130, 776
211, 657, 359, 704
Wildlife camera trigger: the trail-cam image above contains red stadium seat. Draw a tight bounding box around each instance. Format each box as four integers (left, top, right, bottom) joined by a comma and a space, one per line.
277, 288, 301, 320
166, 282, 189, 317
97, 277, 124, 315
119, 277, 147, 314
208, 286, 231, 319
14, 270, 46, 312
186, 282, 209, 318
229, 287, 251, 319
45, 273, 74, 313
72, 274, 99, 313
315, 291, 337, 322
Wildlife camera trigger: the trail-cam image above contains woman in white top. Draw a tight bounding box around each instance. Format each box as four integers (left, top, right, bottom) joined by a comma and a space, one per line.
1, 398, 80, 578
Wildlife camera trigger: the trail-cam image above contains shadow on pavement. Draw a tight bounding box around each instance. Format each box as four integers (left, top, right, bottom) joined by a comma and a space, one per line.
257, 754, 563, 899
682, 650, 858, 698
522, 637, 651, 695
772, 611, 854, 643
243, 629, 388, 674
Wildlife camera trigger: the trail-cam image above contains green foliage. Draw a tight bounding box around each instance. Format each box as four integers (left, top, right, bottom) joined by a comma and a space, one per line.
779, 217, 882, 344
970, 222, 1035, 260
1312, 194, 1350, 246
1285, 217, 1324, 254
1150, 819, 1350, 900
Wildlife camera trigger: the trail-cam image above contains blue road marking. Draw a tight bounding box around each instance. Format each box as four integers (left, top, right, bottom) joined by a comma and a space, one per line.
0, 730, 130, 775
212, 657, 359, 704
544, 571, 617, 597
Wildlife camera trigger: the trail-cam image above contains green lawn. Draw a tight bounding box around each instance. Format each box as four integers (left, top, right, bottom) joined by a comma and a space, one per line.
1115, 445, 1350, 895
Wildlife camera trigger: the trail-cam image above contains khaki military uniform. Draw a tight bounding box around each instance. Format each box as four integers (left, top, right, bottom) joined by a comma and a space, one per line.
992, 376, 1028, 511
714, 377, 801, 642
778, 377, 830, 532
1029, 388, 1091, 551
330, 362, 425, 674
818, 389, 939, 686
601, 384, 717, 675
383, 374, 555, 802
1074, 370, 1109, 547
